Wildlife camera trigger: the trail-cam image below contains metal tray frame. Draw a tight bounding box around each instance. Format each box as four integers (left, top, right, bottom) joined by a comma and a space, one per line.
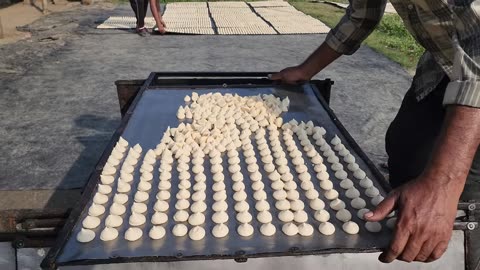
41, 72, 392, 269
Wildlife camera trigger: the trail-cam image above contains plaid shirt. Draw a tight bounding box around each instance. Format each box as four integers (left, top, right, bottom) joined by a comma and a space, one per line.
325, 0, 480, 108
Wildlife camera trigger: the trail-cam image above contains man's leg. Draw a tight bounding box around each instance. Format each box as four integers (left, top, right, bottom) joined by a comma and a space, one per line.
129, 0, 146, 28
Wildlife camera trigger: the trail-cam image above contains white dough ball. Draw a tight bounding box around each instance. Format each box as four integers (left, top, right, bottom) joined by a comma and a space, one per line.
77, 228, 95, 243
105, 215, 123, 227
365, 186, 380, 198
353, 169, 367, 180
100, 227, 119, 241
260, 223, 276, 236
294, 210, 309, 223
316, 171, 329, 181
319, 222, 335, 236
173, 210, 189, 222
236, 211, 253, 223
212, 223, 229, 238
324, 189, 339, 200
360, 177, 374, 188
336, 209, 352, 222
255, 200, 270, 211
314, 209, 330, 222
151, 212, 168, 225
305, 189, 319, 200
345, 188, 361, 199
287, 190, 300, 201
234, 201, 250, 212
330, 199, 346, 210
365, 222, 382, 233
278, 210, 294, 222
257, 211, 273, 223
340, 179, 354, 189
371, 195, 385, 206
149, 226, 166, 240
351, 197, 367, 209
271, 180, 285, 191
212, 200, 228, 212
320, 180, 334, 190
188, 213, 206, 226
342, 221, 360, 235
110, 203, 126, 216
282, 222, 298, 236
189, 226, 206, 241
125, 227, 143, 241
334, 170, 348, 180
386, 217, 397, 230
309, 198, 325, 210
298, 223, 314, 236
237, 223, 254, 237
172, 224, 188, 237
132, 202, 148, 214
88, 203, 105, 216
82, 216, 100, 229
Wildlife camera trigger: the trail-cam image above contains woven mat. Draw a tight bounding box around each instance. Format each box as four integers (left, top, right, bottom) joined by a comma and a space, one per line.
96, 1, 330, 35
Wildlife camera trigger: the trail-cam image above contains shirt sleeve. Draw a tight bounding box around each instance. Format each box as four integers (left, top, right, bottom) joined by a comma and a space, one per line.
443, 36, 480, 108
325, 0, 387, 55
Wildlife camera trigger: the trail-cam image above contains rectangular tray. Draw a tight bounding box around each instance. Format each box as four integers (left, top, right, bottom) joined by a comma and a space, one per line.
42, 73, 392, 269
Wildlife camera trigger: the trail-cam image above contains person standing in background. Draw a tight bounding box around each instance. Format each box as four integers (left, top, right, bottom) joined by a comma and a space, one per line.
129, 0, 166, 36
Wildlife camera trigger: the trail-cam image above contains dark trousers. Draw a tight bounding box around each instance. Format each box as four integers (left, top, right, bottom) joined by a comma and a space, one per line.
129, 0, 149, 28
385, 77, 480, 201
385, 76, 480, 269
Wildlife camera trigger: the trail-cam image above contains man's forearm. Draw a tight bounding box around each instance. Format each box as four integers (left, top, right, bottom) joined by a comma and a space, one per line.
149, 0, 162, 26
299, 42, 342, 78
424, 105, 480, 196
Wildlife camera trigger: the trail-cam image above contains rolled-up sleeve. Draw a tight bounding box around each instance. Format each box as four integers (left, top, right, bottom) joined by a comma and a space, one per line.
325, 0, 387, 55
443, 36, 480, 108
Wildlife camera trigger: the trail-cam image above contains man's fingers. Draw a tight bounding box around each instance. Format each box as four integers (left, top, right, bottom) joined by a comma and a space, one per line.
364, 192, 398, 222
414, 240, 437, 262
380, 225, 410, 263
269, 72, 282, 81
426, 241, 448, 262
399, 236, 425, 262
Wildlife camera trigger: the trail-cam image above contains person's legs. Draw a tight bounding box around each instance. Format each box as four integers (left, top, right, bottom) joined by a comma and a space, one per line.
129, 0, 148, 31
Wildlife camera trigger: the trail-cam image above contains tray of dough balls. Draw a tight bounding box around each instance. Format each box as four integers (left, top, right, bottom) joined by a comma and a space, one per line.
56, 84, 395, 265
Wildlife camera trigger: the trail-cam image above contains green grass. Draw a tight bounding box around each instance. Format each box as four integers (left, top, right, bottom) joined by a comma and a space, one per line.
290, 1, 424, 71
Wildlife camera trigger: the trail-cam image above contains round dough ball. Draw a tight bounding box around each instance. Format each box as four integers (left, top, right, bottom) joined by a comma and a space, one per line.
212, 211, 229, 224
281, 173, 294, 182
212, 200, 228, 212
236, 211, 253, 223
100, 227, 118, 241
330, 199, 346, 210
275, 200, 290, 211
273, 190, 287, 200
314, 209, 330, 222
151, 212, 168, 225
334, 170, 348, 180
278, 210, 294, 222
365, 222, 382, 233
345, 188, 361, 199
294, 210, 309, 223
298, 223, 314, 236
342, 221, 360, 235
254, 190, 267, 201
175, 199, 190, 210
327, 156, 340, 164
257, 211, 273, 223
93, 193, 108, 205
260, 223, 276, 236
98, 184, 112, 195
360, 177, 374, 188
231, 172, 244, 182
237, 223, 254, 237
311, 155, 323, 165
277, 165, 289, 175
129, 213, 146, 226
82, 216, 100, 229
316, 171, 329, 181
371, 195, 385, 206
250, 171, 262, 182
357, 208, 370, 220
173, 210, 189, 222
264, 163, 275, 173
319, 222, 335, 236
189, 226, 206, 241
189, 213, 206, 226
77, 228, 95, 243
339, 179, 354, 190
282, 222, 298, 236
365, 186, 380, 198
298, 172, 311, 182
348, 163, 360, 172
149, 226, 166, 240
193, 191, 207, 201
234, 201, 250, 212
284, 180, 297, 191
132, 202, 148, 214
113, 193, 128, 205
172, 224, 188, 237
110, 203, 126, 216
330, 135, 341, 145
196, 173, 207, 182
344, 154, 356, 164
351, 197, 367, 209
154, 200, 169, 212
336, 209, 352, 222
331, 163, 343, 172
252, 181, 265, 191
305, 189, 319, 200
125, 227, 143, 241
353, 169, 367, 180
287, 190, 300, 201
309, 198, 325, 210
134, 191, 149, 203
105, 215, 123, 227
255, 200, 270, 211
193, 182, 206, 192
212, 182, 226, 192
271, 180, 285, 191
320, 180, 334, 190
324, 189, 339, 200
386, 217, 397, 230
156, 190, 171, 201
233, 191, 248, 202
212, 223, 229, 238
269, 171, 281, 181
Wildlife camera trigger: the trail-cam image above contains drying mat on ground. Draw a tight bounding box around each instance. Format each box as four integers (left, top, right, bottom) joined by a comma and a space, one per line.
96, 1, 330, 35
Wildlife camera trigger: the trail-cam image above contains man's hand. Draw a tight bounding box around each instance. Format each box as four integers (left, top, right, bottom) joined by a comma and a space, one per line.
270, 66, 312, 85
365, 173, 458, 263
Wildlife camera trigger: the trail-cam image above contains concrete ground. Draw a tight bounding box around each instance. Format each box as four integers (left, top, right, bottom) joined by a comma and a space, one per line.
0, 2, 411, 208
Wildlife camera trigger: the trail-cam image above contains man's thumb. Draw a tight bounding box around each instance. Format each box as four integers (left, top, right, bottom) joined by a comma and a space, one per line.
364, 192, 398, 222
269, 72, 282, 81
